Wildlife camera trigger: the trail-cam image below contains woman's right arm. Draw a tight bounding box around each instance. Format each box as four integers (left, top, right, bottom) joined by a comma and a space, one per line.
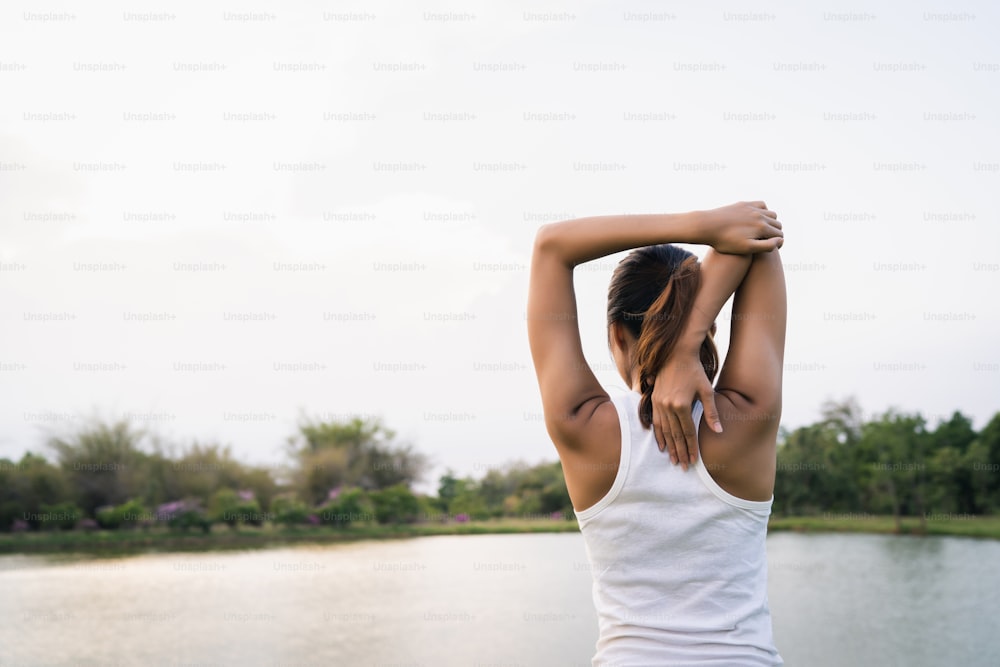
655, 246, 787, 498
707, 248, 787, 501
652, 206, 787, 468
716, 248, 787, 425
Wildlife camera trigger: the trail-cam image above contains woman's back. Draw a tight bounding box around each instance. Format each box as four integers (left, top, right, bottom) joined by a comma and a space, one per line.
576, 389, 782, 666
525, 202, 787, 664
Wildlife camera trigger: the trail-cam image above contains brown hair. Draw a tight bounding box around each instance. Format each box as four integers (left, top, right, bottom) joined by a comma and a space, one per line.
607, 244, 719, 428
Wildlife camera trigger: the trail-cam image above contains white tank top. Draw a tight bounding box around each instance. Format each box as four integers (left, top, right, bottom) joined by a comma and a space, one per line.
574, 387, 783, 666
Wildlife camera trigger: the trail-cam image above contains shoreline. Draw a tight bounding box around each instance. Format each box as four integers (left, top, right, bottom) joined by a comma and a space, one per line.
0, 518, 581, 556
1, 515, 997, 556
766, 514, 1000, 540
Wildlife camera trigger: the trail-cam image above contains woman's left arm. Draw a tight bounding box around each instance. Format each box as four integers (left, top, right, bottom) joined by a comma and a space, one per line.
527, 211, 706, 449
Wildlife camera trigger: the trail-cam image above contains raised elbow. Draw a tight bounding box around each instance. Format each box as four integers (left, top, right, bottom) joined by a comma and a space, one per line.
533, 222, 558, 255
532, 222, 570, 266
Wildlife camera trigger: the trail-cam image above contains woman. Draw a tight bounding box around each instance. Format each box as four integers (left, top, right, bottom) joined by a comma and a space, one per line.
526, 201, 786, 665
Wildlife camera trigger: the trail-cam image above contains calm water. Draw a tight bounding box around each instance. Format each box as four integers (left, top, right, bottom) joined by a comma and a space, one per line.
0, 532, 998, 666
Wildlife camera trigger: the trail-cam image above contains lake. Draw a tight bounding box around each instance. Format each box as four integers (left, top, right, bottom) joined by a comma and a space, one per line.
0, 532, 998, 666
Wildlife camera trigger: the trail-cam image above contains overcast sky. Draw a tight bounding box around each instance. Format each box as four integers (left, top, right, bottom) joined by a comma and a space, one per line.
1, 1, 998, 494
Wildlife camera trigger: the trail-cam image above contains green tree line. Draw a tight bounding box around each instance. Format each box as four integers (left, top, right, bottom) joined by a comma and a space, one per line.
773, 397, 1000, 530
0, 415, 573, 533
1, 397, 998, 533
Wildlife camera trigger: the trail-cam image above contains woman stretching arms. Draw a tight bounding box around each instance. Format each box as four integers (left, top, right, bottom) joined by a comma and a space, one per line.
526, 202, 786, 665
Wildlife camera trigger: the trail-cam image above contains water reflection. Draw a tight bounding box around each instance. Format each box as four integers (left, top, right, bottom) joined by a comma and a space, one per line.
0, 532, 998, 666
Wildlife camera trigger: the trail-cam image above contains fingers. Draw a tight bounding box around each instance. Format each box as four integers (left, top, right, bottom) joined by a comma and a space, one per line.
657, 397, 705, 470
753, 216, 784, 252
751, 201, 780, 228
751, 238, 781, 253
666, 439, 678, 466
678, 410, 698, 466
658, 411, 679, 464
653, 413, 666, 453
748, 200, 781, 219
665, 427, 678, 465
752, 210, 783, 251
701, 390, 723, 434
666, 411, 688, 470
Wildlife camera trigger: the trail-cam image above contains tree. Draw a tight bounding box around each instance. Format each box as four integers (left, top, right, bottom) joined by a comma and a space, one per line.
96, 499, 150, 530
167, 443, 250, 502
479, 464, 529, 515
369, 484, 420, 524
447, 477, 490, 519
926, 412, 979, 513
38, 502, 82, 531
974, 412, 1000, 510
437, 470, 460, 512
319, 487, 371, 527
819, 395, 864, 445
0, 453, 71, 530
297, 447, 350, 508
775, 424, 841, 515
208, 488, 263, 529
49, 421, 147, 515
966, 438, 996, 513
288, 415, 428, 503
270, 494, 311, 526
862, 408, 929, 532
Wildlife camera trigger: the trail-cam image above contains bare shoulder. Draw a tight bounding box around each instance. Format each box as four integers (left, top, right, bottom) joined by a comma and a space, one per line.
549, 396, 624, 513
697, 389, 781, 502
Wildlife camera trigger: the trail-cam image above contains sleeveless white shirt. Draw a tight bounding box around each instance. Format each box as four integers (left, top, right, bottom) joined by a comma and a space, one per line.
574, 387, 783, 666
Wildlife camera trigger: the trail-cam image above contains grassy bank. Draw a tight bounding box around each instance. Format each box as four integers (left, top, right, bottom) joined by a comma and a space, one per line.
2, 514, 998, 556
0, 518, 581, 556
767, 514, 1000, 540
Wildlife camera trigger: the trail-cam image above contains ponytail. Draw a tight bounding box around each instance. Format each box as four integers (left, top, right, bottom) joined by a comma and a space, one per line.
607, 245, 720, 429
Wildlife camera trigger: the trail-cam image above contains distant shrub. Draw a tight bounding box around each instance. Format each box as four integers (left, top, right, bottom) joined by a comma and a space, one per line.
0, 501, 21, 532
38, 502, 82, 531
209, 488, 264, 529
75, 517, 99, 531
318, 487, 371, 527
270, 495, 310, 526
96, 499, 151, 530
368, 484, 420, 525
156, 499, 211, 533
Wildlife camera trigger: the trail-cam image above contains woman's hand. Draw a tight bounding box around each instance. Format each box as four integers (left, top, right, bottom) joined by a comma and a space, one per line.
651, 344, 723, 471
700, 201, 784, 255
